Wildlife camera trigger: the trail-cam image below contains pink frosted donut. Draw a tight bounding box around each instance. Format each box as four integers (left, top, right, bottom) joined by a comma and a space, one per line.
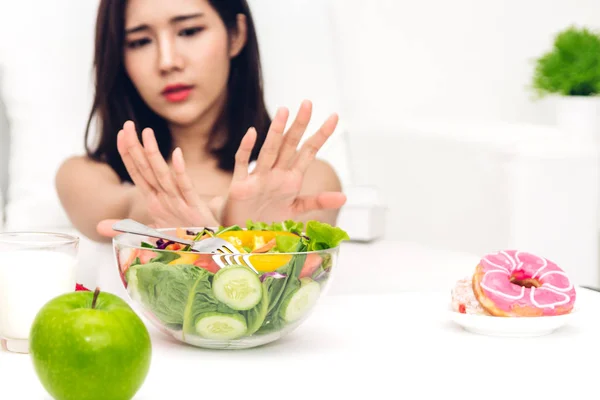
472, 250, 576, 317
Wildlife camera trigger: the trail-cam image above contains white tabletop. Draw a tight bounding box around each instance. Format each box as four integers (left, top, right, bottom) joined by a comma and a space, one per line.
2, 287, 599, 400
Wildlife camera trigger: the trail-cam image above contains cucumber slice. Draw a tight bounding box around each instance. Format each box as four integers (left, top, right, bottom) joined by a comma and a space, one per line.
280, 278, 321, 323
125, 265, 141, 302
195, 312, 247, 340
212, 265, 263, 310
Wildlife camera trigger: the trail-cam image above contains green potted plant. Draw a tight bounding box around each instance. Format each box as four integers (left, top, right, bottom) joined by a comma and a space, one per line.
532, 25, 600, 141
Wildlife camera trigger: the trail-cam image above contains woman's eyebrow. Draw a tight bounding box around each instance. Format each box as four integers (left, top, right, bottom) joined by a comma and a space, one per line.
171, 12, 204, 23
125, 13, 204, 35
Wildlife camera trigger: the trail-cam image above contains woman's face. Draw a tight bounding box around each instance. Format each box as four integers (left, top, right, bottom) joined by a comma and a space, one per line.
123, 0, 246, 128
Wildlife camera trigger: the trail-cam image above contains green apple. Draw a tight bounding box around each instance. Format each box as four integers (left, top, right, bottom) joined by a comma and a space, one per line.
29, 288, 152, 400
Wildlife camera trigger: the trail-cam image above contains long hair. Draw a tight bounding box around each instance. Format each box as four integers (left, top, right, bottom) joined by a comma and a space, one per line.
85, 0, 270, 183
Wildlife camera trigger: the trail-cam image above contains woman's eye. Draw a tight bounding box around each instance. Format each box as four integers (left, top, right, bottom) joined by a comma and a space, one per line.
127, 38, 151, 49
179, 27, 204, 37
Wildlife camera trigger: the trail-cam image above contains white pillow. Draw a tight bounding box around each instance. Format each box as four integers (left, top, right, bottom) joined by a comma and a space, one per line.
0, 0, 350, 231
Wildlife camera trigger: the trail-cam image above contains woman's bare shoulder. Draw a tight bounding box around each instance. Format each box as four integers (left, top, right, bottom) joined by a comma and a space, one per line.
55, 155, 134, 242
56, 155, 121, 186
301, 158, 343, 194
55, 155, 125, 203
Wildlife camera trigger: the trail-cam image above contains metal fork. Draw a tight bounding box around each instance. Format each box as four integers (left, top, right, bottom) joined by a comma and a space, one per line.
112, 219, 258, 272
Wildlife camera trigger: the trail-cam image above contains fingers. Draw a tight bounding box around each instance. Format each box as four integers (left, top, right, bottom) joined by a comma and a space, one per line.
97, 218, 157, 238
172, 147, 202, 207
208, 196, 225, 222
254, 107, 288, 175
274, 100, 312, 168
118, 121, 181, 222
172, 148, 220, 226
146, 191, 181, 226
232, 127, 257, 182
115, 122, 219, 228
292, 113, 339, 174
122, 121, 161, 191
117, 128, 153, 195
291, 192, 347, 214
96, 219, 121, 238
141, 127, 181, 198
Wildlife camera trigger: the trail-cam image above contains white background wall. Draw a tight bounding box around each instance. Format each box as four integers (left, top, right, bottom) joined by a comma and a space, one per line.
251, 1, 600, 240
328, 0, 600, 133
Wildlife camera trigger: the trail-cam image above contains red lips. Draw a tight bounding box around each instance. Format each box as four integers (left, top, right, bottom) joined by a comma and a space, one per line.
162, 84, 194, 102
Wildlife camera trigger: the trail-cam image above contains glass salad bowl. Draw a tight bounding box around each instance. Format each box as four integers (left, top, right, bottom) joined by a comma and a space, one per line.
113, 221, 348, 350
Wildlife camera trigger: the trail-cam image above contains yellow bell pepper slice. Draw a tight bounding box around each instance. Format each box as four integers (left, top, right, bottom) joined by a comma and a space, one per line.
216, 230, 298, 272
217, 231, 296, 250
247, 254, 293, 272
168, 252, 200, 265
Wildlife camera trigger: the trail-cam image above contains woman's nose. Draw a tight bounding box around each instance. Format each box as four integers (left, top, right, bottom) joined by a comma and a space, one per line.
158, 36, 184, 74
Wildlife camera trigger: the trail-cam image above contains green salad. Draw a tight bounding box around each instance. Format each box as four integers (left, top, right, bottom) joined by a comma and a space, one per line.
122, 220, 349, 340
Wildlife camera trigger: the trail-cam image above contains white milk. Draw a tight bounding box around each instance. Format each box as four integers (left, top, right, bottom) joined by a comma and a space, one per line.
0, 250, 77, 339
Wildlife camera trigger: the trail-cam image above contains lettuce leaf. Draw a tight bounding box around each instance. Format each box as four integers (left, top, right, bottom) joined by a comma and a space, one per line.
129, 262, 238, 334
184, 270, 238, 335
257, 241, 308, 334
305, 221, 350, 251
245, 221, 270, 231
131, 262, 202, 330
215, 225, 243, 234
243, 282, 269, 335
243, 219, 349, 251
279, 220, 305, 235
275, 235, 302, 253
149, 251, 181, 264
246, 220, 304, 235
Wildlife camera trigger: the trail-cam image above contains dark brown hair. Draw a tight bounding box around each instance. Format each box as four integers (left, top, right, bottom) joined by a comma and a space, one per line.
85, 0, 270, 183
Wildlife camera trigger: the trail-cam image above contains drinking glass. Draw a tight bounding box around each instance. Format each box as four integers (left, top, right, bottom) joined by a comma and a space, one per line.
0, 232, 79, 353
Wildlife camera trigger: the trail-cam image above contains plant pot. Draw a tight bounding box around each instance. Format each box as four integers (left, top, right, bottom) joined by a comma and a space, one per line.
555, 95, 600, 143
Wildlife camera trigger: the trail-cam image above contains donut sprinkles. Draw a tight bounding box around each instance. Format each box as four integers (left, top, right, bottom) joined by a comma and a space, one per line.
452, 250, 576, 317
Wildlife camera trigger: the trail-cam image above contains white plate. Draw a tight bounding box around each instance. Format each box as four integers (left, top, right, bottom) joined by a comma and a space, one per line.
448, 307, 578, 337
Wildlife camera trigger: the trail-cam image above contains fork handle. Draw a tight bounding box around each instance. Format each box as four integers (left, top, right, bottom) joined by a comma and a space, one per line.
112, 219, 195, 247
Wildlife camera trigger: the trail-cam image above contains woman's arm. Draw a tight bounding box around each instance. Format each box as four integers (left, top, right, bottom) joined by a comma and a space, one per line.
55, 156, 139, 243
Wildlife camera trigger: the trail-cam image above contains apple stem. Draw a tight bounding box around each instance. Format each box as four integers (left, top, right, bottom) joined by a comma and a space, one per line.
91, 287, 101, 309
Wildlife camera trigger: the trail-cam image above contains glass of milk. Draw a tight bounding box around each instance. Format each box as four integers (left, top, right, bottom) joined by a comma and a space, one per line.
0, 232, 79, 353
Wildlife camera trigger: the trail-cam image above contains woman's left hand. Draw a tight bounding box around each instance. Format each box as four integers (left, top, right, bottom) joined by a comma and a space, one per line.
217, 100, 347, 226
96, 121, 220, 238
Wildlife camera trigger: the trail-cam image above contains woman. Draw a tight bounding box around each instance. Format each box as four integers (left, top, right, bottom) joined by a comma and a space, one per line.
56, 0, 346, 243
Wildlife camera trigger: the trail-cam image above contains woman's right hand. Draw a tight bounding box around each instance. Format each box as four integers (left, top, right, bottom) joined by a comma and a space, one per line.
96, 121, 219, 238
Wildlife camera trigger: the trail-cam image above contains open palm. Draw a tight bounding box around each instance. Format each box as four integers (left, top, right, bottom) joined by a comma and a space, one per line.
218, 100, 346, 226
96, 120, 220, 238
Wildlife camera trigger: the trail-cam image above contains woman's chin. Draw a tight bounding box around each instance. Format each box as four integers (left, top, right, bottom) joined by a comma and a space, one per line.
158, 107, 204, 128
